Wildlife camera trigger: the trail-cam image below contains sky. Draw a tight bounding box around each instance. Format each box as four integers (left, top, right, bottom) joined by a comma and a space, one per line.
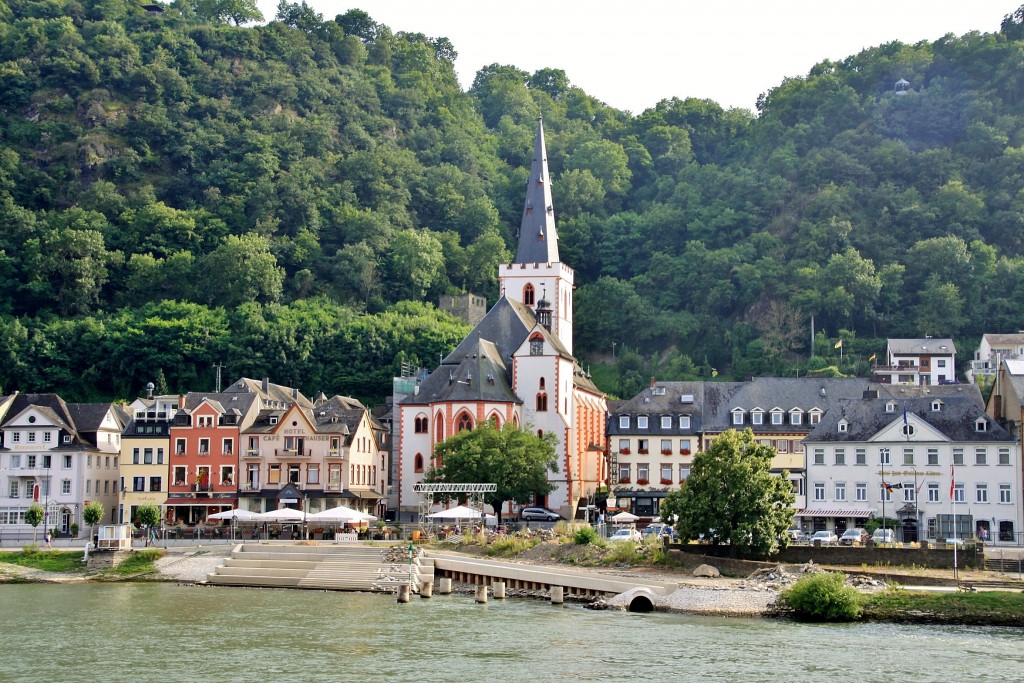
256, 1, 1021, 113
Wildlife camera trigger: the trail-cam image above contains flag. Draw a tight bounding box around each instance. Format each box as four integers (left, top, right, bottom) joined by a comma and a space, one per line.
903, 405, 908, 427
950, 462, 955, 501
834, 340, 843, 349
868, 353, 877, 362
883, 482, 894, 493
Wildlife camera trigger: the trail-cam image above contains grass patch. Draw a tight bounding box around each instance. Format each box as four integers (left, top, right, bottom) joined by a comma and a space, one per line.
95, 549, 165, 579
863, 587, 1024, 626
0, 549, 86, 573
484, 536, 540, 557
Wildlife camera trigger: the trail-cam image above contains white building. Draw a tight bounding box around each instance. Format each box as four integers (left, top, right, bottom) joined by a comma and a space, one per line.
396, 119, 607, 521
873, 338, 956, 386
969, 333, 1024, 382
803, 395, 1021, 544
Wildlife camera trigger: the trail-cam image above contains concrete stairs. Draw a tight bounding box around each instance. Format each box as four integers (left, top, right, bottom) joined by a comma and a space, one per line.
206, 543, 431, 593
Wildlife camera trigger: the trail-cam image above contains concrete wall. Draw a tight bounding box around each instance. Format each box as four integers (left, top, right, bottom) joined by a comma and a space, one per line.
671, 542, 983, 569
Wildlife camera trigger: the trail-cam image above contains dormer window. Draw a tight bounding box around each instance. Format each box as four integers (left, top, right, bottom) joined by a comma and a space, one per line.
269, 416, 278, 425
661, 416, 671, 429
770, 410, 783, 426
808, 410, 822, 425
885, 401, 897, 413
653, 387, 666, 396
619, 416, 629, 429
790, 410, 803, 426
751, 410, 763, 426
837, 420, 848, 433
976, 418, 988, 432
731, 409, 744, 425
931, 400, 943, 412
637, 416, 648, 429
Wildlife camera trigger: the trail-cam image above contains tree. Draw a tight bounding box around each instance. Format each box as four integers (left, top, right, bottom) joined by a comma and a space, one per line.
661, 429, 795, 558
425, 420, 558, 523
25, 503, 45, 544
136, 504, 161, 547
194, 0, 263, 26
200, 234, 284, 307
83, 501, 105, 544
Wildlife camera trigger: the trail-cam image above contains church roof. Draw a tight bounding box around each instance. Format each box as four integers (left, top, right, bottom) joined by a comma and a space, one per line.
515, 118, 559, 265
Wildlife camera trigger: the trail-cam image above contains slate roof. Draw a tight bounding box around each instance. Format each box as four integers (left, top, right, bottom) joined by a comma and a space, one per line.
515, 118, 560, 265
887, 338, 955, 355
982, 333, 1024, 348
805, 396, 1014, 443
222, 377, 314, 409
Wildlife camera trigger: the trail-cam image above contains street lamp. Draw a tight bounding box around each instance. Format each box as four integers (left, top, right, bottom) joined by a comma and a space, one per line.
907, 466, 919, 543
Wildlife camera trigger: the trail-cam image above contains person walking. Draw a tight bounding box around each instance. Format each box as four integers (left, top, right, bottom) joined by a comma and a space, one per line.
44, 532, 52, 549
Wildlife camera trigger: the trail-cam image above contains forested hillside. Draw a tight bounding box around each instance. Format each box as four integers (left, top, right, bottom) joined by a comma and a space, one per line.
2, 0, 1024, 402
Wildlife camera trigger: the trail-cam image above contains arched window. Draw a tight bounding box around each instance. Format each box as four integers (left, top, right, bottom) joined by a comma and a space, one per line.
512, 415, 520, 428
537, 429, 544, 439
488, 413, 502, 428
536, 393, 548, 411
414, 416, 428, 433
456, 412, 473, 432
434, 413, 445, 442
523, 283, 535, 306
539, 377, 545, 389
414, 454, 424, 473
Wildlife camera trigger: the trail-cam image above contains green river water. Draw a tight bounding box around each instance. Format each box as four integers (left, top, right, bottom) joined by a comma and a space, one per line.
0, 583, 1022, 682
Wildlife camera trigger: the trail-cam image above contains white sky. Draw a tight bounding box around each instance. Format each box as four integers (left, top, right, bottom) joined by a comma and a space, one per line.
257, 1, 1020, 113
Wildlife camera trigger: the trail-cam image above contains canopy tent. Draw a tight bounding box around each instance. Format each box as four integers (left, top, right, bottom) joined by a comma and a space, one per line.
258, 508, 307, 522
208, 509, 261, 521
611, 511, 639, 524
427, 505, 497, 524
308, 504, 377, 523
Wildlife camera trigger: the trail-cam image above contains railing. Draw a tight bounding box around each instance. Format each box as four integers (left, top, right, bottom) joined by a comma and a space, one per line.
244, 450, 260, 458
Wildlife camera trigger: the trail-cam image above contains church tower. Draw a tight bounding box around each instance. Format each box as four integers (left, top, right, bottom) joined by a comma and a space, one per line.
498, 119, 574, 354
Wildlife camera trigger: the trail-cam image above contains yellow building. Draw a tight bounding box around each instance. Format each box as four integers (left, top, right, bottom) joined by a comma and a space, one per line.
118, 395, 176, 525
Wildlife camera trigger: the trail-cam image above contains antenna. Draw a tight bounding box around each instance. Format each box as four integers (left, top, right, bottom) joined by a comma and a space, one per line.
215, 363, 223, 392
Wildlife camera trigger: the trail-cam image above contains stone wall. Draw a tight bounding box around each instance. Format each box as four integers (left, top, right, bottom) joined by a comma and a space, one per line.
670, 542, 983, 569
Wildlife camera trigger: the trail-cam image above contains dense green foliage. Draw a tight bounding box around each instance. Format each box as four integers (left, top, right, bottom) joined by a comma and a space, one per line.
662, 429, 795, 557
780, 572, 864, 621
3, 1, 1024, 401
572, 524, 598, 545
0, 549, 85, 572
425, 420, 558, 522
863, 586, 1024, 626
24, 503, 44, 542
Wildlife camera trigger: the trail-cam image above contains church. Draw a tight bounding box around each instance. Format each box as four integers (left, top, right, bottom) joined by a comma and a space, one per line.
396, 119, 608, 521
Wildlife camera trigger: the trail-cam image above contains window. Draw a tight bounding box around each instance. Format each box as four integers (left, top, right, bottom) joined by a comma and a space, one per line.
660, 439, 672, 453
903, 448, 914, 466
976, 484, 988, 504
637, 439, 649, 454
157, 448, 164, 465
414, 454, 424, 473
143, 448, 153, 465
999, 448, 1011, 466
975, 448, 987, 466
27, 432, 35, 443
880, 484, 892, 503
813, 482, 825, 501
904, 486, 915, 503
855, 448, 866, 465
927, 448, 939, 466
928, 483, 940, 503
953, 448, 964, 466
834, 448, 845, 466
809, 411, 821, 425
414, 416, 428, 433
1000, 484, 1011, 504
855, 483, 867, 501
879, 448, 891, 466
307, 464, 319, 485
976, 418, 988, 433
777, 440, 789, 453
221, 466, 234, 485
104, 481, 109, 494
11, 455, 20, 469
931, 400, 943, 412
62, 455, 72, 469
902, 423, 915, 437
637, 416, 648, 429
43, 432, 51, 443
11, 432, 19, 443
619, 416, 629, 429
289, 464, 300, 484
222, 439, 233, 455
150, 477, 161, 492
790, 411, 802, 426
133, 477, 145, 492
176, 439, 186, 455
25, 481, 34, 498
661, 416, 671, 429
42, 455, 51, 469
456, 413, 473, 432
679, 416, 690, 429
618, 463, 631, 483
268, 464, 281, 484
330, 438, 340, 453
660, 464, 672, 483
835, 482, 846, 501
751, 411, 763, 425
680, 439, 692, 453
523, 283, 535, 306
536, 393, 548, 411
9, 480, 18, 497
732, 410, 744, 425
885, 401, 897, 413
771, 411, 783, 425
953, 483, 965, 503
198, 415, 213, 428
813, 448, 825, 465
132, 448, 140, 464
85, 480, 91, 494
679, 465, 690, 481
27, 455, 36, 468
837, 420, 848, 433
618, 439, 629, 453
197, 439, 209, 455
937, 359, 946, 368
637, 463, 649, 483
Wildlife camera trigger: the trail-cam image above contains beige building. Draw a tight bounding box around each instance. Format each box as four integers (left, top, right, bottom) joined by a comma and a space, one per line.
118, 394, 177, 525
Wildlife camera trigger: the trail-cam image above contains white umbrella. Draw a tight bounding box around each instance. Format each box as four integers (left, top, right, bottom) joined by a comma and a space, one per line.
611, 511, 639, 524
428, 505, 497, 523
208, 509, 261, 521
259, 508, 307, 522
309, 504, 377, 523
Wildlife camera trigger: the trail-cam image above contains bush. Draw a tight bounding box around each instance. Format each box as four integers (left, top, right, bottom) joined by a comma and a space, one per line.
603, 539, 641, 564
484, 536, 538, 557
573, 525, 599, 545
21, 544, 39, 556
780, 572, 863, 621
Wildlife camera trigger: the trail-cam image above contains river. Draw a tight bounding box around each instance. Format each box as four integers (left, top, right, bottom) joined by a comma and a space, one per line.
0, 584, 1022, 682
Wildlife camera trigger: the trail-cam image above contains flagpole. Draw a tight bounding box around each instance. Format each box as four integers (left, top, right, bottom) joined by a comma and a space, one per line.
952, 459, 958, 581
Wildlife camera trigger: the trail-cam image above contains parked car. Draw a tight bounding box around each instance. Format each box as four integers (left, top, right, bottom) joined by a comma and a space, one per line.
809, 530, 838, 545
787, 529, 806, 542
609, 528, 642, 542
641, 523, 677, 541
839, 528, 869, 546
519, 507, 561, 522
871, 528, 896, 545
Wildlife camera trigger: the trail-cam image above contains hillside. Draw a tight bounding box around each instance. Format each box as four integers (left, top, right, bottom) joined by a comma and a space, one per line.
2, 1, 1024, 402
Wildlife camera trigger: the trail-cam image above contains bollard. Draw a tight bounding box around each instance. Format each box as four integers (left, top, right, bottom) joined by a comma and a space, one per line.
438, 577, 452, 594
492, 581, 506, 599
420, 580, 433, 598
397, 584, 411, 603
475, 585, 488, 604
550, 586, 564, 604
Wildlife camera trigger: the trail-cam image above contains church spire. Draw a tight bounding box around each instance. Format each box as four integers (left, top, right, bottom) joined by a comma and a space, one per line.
515, 118, 559, 265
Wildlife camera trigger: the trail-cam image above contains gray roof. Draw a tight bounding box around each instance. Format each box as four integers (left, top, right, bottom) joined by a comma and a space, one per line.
805, 396, 1014, 443
410, 336, 521, 406
222, 377, 314, 409
982, 333, 1024, 347
514, 119, 560, 265
887, 338, 955, 355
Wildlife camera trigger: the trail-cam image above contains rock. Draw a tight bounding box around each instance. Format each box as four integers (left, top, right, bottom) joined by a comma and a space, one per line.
693, 564, 721, 578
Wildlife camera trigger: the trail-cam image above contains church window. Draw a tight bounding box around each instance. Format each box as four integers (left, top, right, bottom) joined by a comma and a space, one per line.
434, 414, 445, 442
539, 377, 545, 389
414, 416, 428, 433
523, 284, 535, 306
536, 393, 548, 411
456, 412, 473, 432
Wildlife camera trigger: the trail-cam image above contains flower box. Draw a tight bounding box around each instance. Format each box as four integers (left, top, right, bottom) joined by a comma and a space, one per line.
661, 449, 672, 455
638, 449, 649, 454
680, 449, 691, 455
636, 479, 649, 486
618, 478, 631, 484
619, 449, 631, 455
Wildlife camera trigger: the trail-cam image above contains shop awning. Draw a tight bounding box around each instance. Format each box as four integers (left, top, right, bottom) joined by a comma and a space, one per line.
796, 505, 873, 518
164, 498, 237, 506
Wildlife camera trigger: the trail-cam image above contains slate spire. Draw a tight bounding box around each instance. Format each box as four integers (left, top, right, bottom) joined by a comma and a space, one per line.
515, 118, 559, 264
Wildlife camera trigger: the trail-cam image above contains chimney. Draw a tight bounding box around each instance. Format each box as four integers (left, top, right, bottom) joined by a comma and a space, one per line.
650, 376, 656, 389
262, 377, 269, 393
292, 388, 298, 400
178, 394, 186, 409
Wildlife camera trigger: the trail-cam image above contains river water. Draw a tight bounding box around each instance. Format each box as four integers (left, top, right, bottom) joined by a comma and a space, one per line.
1, 584, 1022, 682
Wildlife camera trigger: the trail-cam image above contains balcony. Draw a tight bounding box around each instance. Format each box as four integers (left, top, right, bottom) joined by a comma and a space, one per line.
276, 448, 310, 457
327, 449, 343, 457
243, 450, 261, 458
